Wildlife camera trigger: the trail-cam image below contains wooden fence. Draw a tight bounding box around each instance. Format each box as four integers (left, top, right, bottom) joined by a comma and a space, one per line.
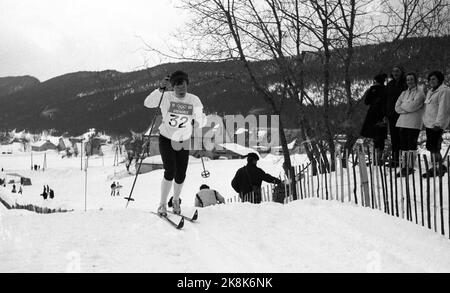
228, 146, 450, 240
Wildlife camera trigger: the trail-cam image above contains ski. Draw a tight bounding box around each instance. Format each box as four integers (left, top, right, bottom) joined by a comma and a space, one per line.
168, 210, 199, 222
151, 212, 184, 229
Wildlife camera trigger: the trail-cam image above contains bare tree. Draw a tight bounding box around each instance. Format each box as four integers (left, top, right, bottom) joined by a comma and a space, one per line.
327, 0, 382, 159
381, 0, 450, 60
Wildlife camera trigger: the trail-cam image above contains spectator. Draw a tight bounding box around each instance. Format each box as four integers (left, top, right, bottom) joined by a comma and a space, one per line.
231, 153, 282, 204
18, 185, 23, 195
115, 182, 121, 196
195, 185, 226, 208
11, 184, 16, 193
422, 71, 450, 177
49, 189, 55, 199
41, 185, 48, 200
360, 73, 388, 164
395, 72, 425, 177
111, 182, 116, 196
126, 150, 134, 172
386, 65, 408, 167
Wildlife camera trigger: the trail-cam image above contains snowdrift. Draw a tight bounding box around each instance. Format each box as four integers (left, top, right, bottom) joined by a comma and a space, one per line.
1, 199, 450, 273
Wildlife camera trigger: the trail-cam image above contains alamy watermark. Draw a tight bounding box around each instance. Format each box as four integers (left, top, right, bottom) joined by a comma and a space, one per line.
170, 114, 280, 151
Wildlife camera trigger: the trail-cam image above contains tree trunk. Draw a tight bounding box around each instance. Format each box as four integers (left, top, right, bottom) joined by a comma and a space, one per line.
278, 116, 298, 200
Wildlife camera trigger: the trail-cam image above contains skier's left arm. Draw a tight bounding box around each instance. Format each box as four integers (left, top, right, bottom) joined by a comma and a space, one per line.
144, 89, 166, 109
260, 169, 282, 184
401, 90, 425, 113
192, 96, 207, 129
434, 88, 450, 129
215, 191, 226, 204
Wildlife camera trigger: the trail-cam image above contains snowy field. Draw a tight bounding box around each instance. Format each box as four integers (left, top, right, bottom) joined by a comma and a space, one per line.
1, 200, 450, 273
0, 146, 298, 211
1, 146, 450, 273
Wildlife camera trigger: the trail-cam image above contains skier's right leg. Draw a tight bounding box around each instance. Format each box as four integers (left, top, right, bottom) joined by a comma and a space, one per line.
158, 179, 173, 216
172, 147, 189, 215
158, 135, 177, 215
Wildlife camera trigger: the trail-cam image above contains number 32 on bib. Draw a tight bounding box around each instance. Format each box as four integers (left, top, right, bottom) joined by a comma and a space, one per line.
168, 102, 194, 129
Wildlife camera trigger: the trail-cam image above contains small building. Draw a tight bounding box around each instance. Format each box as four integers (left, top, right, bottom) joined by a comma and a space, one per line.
58, 138, 73, 151
6, 173, 32, 186
31, 140, 58, 152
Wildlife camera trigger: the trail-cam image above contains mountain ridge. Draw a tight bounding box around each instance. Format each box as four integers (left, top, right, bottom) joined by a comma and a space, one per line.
1, 36, 448, 136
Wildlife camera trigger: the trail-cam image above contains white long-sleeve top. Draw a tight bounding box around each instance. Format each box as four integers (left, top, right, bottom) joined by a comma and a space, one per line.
423, 84, 450, 130
395, 86, 425, 130
144, 89, 206, 142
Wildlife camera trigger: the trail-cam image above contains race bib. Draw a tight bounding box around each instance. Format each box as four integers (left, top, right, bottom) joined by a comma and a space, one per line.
167, 102, 193, 129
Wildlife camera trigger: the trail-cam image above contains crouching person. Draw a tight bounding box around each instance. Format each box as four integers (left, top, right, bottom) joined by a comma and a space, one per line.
231, 153, 282, 204
195, 185, 225, 208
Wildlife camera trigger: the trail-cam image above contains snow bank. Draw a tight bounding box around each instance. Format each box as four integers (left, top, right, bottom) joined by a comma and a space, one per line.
1, 199, 450, 273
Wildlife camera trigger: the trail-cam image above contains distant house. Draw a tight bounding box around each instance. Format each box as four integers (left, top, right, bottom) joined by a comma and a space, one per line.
85, 137, 106, 156
31, 140, 57, 152
6, 173, 32, 186
270, 140, 297, 155
47, 136, 61, 148
58, 138, 72, 151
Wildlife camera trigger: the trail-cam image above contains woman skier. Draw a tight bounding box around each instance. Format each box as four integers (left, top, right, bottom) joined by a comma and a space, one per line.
144, 71, 206, 216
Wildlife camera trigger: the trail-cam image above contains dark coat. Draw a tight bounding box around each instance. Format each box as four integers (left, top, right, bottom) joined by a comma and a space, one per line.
386, 78, 407, 118
361, 84, 388, 139
231, 164, 281, 203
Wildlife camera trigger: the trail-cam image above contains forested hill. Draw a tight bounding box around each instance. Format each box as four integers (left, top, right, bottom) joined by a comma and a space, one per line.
0, 36, 448, 136
0, 76, 40, 98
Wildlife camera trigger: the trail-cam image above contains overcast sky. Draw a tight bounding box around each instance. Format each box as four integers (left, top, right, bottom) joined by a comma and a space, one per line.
0, 0, 187, 81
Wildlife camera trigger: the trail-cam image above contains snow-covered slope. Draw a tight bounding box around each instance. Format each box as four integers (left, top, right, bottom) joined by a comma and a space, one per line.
1, 147, 450, 273
1, 199, 450, 273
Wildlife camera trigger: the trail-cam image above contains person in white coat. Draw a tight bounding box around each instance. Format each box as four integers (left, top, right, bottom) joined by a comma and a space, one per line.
422, 71, 450, 177
144, 71, 206, 216
395, 72, 425, 177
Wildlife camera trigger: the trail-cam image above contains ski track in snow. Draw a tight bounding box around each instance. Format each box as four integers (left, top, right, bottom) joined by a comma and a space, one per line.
1, 148, 450, 272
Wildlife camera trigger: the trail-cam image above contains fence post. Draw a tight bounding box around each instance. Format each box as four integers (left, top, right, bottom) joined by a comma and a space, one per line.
447, 156, 450, 240
410, 152, 418, 224
418, 153, 425, 226
357, 146, 370, 208
432, 154, 437, 232
439, 157, 445, 236
423, 154, 431, 230
389, 161, 394, 216
340, 151, 344, 203
383, 163, 390, 215
351, 151, 358, 205
369, 147, 375, 209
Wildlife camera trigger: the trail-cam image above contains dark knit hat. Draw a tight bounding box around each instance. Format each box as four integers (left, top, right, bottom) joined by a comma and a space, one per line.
374, 73, 387, 84
246, 153, 260, 163
170, 71, 189, 86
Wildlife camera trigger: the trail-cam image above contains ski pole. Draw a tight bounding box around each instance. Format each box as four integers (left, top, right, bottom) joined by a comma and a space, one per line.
443, 144, 450, 161
200, 156, 211, 178
125, 80, 168, 207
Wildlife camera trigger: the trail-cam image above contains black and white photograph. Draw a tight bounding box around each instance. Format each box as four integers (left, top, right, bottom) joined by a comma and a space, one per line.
1, 0, 450, 276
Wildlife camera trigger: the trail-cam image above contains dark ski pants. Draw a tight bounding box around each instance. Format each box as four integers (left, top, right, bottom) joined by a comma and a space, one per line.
388, 116, 401, 164
159, 135, 190, 184
398, 128, 420, 151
